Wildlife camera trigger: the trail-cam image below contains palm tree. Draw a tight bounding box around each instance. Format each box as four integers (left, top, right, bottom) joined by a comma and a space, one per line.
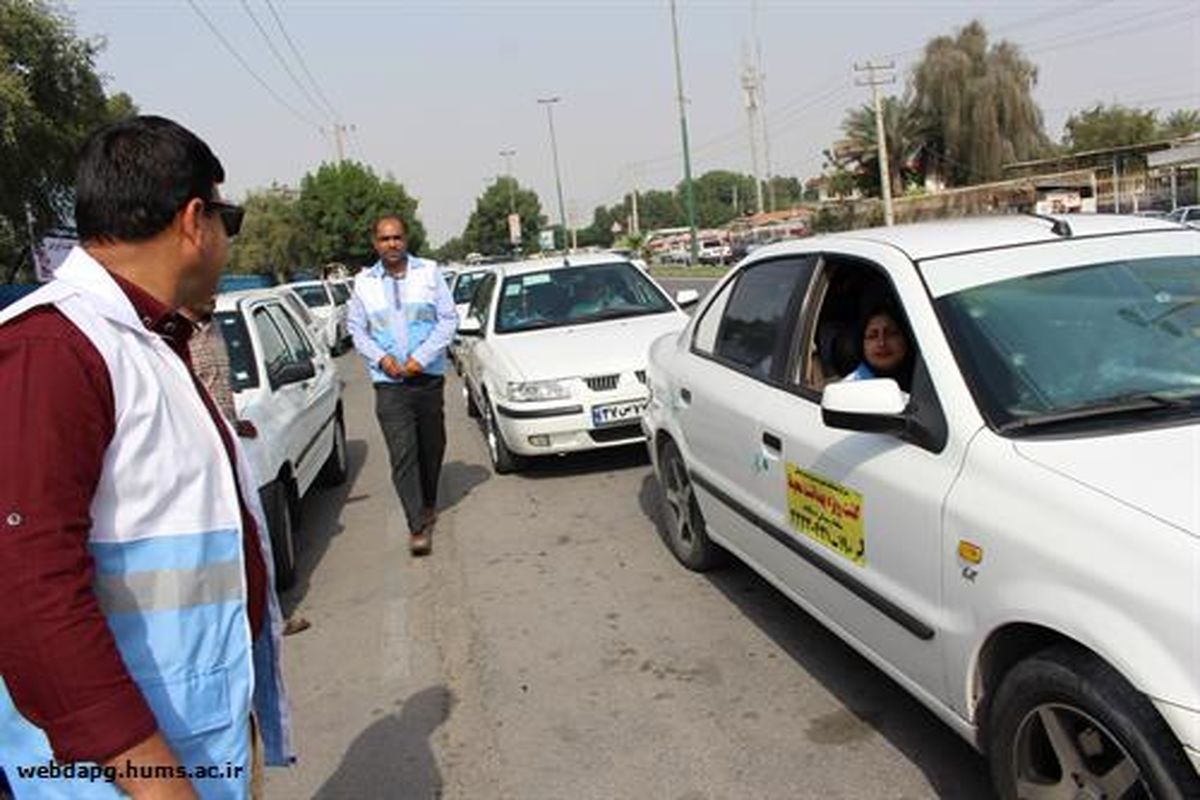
835, 95, 925, 199
911, 20, 1049, 185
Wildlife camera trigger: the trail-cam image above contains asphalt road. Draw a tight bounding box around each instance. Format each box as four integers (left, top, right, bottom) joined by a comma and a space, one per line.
265, 351, 994, 800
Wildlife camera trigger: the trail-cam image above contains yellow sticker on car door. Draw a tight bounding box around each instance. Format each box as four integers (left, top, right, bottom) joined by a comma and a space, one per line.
785, 463, 866, 566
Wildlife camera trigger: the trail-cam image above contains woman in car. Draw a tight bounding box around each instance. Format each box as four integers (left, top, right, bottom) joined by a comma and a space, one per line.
844, 303, 915, 392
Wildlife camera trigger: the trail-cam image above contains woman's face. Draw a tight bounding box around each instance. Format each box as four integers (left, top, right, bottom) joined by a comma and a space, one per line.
863, 313, 908, 374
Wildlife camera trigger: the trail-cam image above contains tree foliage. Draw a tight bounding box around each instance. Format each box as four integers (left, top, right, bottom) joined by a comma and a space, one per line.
227, 186, 303, 280
1, 0, 136, 279
462, 176, 544, 256
1063, 103, 1158, 152
1159, 109, 1200, 140
295, 161, 426, 268
832, 96, 924, 198
911, 20, 1048, 184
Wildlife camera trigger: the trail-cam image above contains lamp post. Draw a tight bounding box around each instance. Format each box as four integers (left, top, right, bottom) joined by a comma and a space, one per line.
537, 97, 569, 251
499, 148, 517, 213
669, 0, 699, 265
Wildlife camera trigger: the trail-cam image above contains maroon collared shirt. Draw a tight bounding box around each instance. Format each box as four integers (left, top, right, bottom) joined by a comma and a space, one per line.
0, 272, 268, 765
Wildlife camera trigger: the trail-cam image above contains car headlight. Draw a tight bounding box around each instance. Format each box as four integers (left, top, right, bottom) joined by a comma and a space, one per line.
506, 380, 571, 402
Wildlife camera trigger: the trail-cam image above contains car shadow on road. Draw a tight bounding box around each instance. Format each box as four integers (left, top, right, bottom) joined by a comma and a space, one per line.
516, 442, 650, 479
281, 439, 369, 615
314, 685, 454, 800
636, 475, 996, 799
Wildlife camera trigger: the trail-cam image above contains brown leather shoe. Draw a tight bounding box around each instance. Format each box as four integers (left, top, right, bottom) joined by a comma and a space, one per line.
410, 531, 432, 556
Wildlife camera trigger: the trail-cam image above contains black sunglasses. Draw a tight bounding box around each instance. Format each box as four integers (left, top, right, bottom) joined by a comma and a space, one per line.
204, 200, 245, 237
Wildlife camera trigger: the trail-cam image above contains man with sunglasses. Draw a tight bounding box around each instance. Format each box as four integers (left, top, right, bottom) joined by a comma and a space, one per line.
0, 116, 291, 799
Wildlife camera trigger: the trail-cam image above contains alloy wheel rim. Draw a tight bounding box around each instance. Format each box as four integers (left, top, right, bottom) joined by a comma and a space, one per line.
1012, 702, 1147, 800
662, 452, 696, 553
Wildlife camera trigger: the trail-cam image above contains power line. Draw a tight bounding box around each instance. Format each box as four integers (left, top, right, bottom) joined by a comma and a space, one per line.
263, 0, 341, 122
185, 0, 322, 129
238, 0, 331, 123
1025, 4, 1198, 55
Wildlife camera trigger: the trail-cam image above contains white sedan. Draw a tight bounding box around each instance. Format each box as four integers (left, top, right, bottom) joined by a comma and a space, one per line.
458, 254, 697, 473
642, 215, 1200, 799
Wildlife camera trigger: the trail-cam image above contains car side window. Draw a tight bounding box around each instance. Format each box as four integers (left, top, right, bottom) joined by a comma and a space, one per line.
691, 277, 735, 355
711, 257, 816, 381
467, 273, 496, 328
253, 306, 292, 384
270, 304, 316, 361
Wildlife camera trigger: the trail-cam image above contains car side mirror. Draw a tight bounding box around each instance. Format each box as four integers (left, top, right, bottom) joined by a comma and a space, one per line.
821, 379, 907, 434
457, 316, 484, 337
274, 359, 316, 388
675, 289, 700, 308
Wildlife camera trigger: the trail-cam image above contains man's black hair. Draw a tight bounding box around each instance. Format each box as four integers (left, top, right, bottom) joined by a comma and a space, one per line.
75, 115, 225, 243
373, 214, 408, 237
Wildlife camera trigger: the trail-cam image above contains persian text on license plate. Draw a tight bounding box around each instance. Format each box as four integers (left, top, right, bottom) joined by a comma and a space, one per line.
591, 399, 649, 427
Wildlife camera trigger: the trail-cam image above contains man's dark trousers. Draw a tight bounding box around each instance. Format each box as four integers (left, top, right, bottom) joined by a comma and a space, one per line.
374, 375, 446, 534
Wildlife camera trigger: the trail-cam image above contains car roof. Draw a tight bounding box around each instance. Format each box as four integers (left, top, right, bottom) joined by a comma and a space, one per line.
751, 214, 1187, 263
286, 279, 331, 288
214, 286, 302, 312
493, 252, 638, 277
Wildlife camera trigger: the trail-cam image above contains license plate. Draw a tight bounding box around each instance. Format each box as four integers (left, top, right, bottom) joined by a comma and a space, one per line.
591, 399, 649, 427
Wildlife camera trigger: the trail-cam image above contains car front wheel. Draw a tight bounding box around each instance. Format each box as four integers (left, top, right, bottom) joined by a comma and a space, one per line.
481, 392, 522, 474
317, 415, 348, 486
988, 644, 1200, 800
655, 438, 725, 571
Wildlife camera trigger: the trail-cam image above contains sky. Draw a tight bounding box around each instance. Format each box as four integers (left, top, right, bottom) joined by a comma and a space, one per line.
68, 0, 1200, 245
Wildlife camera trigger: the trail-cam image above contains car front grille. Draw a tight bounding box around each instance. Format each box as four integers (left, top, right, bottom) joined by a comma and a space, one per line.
584, 374, 620, 392
587, 424, 646, 443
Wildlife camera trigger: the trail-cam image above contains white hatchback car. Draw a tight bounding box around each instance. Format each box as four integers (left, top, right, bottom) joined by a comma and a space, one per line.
288, 279, 350, 355
642, 215, 1199, 799
214, 289, 347, 589
458, 254, 698, 473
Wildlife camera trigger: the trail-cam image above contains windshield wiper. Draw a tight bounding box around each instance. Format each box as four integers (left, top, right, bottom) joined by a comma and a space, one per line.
998, 392, 1198, 434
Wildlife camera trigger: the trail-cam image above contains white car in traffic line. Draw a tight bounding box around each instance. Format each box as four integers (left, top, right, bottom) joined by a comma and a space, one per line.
214, 288, 347, 590
642, 215, 1200, 799
288, 279, 350, 355
457, 254, 698, 473
448, 265, 493, 371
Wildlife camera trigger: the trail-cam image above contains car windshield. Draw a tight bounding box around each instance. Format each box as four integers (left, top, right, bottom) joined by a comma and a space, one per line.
937, 255, 1200, 433
453, 272, 486, 304
293, 285, 330, 308
494, 262, 674, 334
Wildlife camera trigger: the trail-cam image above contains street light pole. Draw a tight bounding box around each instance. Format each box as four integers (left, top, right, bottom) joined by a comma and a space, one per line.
669, 0, 699, 265
499, 148, 517, 214
537, 97, 569, 251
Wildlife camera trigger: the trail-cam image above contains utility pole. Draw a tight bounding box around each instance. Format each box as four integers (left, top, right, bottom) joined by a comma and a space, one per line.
325, 122, 350, 162
537, 97, 569, 251
855, 61, 896, 226
499, 148, 517, 213
752, 0, 775, 211
629, 165, 641, 236
741, 44, 765, 215
669, 0, 699, 266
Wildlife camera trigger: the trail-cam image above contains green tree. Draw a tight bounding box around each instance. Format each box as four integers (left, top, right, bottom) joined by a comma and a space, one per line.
296, 161, 426, 268
1063, 103, 1158, 152
461, 176, 544, 256
1158, 109, 1200, 141
833, 96, 924, 199
1, 0, 136, 280
766, 176, 805, 208
636, 189, 685, 232
686, 170, 760, 226
911, 20, 1048, 185
432, 235, 469, 263
227, 185, 303, 280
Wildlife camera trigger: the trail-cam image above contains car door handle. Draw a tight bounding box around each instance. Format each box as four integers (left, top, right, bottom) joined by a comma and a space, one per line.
762, 432, 782, 452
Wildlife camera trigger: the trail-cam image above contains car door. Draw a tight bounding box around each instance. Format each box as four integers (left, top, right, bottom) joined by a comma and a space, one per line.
462, 272, 498, 406
266, 303, 330, 494
249, 303, 309, 478
751, 251, 960, 700
676, 256, 816, 552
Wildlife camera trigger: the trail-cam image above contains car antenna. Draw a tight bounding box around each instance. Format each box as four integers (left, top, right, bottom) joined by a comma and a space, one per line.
1025, 212, 1072, 238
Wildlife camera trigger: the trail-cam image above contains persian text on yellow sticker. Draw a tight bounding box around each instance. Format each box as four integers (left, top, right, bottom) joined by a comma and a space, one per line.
785, 464, 866, 566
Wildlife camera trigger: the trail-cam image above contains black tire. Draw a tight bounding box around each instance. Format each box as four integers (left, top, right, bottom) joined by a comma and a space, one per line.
262, 480, 297, 591
988, 643, 1200, 800
317, 414, 348, 487
481, 392, 523, 474
464, 384, 480, 419
655, 438, 725, 571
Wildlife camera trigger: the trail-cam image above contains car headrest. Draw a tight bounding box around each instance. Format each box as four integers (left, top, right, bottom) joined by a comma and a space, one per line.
817, 320, 860, 378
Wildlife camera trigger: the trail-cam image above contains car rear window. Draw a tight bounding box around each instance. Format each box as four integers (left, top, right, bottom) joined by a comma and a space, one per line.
214, 311, 259, 391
